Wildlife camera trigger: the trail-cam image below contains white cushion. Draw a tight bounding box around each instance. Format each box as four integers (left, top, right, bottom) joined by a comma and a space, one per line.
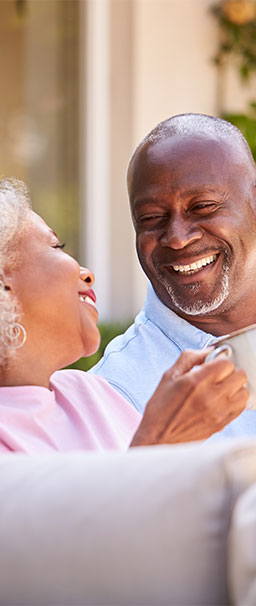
229, 481, 256, 605
0, 441, 256, 605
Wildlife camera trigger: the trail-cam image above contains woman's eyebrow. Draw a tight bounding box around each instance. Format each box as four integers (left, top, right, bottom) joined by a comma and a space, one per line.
49, 229, 59, 239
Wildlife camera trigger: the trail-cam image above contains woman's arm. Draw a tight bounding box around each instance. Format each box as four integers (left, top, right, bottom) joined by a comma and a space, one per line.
130, 349, 248, 446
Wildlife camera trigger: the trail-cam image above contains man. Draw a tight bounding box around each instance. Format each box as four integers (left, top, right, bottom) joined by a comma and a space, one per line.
91, 113, 256, 439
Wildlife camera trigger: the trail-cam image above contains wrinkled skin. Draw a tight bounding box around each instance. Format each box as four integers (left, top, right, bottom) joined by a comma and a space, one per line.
129, 135, 256, 336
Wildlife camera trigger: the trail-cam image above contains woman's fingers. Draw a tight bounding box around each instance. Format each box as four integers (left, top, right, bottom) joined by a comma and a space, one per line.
213, 386, 249, 431
222, 368, 248, 398
228, 385, 249, 412
130, 348, 249, 447
212, 370, 249, 418
191, 355, 236, 383
165, 347, 214, 380
187, 359, 248, 408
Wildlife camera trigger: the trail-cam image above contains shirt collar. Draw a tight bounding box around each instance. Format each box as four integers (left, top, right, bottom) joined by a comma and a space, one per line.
144, 282, 215, 350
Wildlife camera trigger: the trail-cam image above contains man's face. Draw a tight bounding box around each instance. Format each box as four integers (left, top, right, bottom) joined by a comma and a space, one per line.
129, 135, 256, 321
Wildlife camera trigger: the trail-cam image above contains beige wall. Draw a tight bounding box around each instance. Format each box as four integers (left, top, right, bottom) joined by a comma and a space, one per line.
129, 0, 220, 314
221, 63, 256, 114
132, 0, 218, 143
109, 0, 220, 320
85, 0, 254, 322
109, 0, 135, 321
1, 1, 253, 324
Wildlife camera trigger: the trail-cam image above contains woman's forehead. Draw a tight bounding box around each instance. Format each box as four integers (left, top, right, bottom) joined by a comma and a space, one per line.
28, 211, 53, 238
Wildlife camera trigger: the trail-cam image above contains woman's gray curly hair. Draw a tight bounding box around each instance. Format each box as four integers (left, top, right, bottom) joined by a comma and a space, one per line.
0, 177, 31, 365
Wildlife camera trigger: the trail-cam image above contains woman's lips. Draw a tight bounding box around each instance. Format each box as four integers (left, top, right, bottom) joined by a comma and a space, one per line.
78, 288, 97, 308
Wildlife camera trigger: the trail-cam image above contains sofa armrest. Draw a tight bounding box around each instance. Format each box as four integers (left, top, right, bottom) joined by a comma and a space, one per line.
229, 481, 256, 605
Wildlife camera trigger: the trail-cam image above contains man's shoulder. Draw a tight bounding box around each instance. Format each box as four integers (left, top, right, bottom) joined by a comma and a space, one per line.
90, 300, 180, 373
89, 303, 183, 412
90, 310, 149, 377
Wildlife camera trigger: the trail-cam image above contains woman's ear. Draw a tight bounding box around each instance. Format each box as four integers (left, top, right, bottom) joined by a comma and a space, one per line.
0, 271, 13, 292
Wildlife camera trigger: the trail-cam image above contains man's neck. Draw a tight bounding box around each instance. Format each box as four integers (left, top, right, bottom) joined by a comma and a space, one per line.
176, 308, 256, 337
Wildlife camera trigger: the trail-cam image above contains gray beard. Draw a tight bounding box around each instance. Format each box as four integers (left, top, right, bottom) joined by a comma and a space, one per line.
156, 261, 230, 317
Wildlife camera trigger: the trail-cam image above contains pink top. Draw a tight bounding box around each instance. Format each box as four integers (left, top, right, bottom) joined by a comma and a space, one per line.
0, 370, 141, 453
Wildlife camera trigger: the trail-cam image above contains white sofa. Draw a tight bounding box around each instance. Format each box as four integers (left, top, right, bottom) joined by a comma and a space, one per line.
0, 440, 256, 605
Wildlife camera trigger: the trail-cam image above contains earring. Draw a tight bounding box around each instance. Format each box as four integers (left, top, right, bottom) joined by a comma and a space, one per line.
3, 323, 27, 349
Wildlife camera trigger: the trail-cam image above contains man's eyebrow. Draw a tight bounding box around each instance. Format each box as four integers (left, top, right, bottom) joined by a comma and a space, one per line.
179, 186, 225, 199
133, 187, 226, 209
133, 196, 163, 209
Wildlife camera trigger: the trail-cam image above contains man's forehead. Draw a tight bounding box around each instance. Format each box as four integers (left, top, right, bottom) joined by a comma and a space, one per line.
128, 138, 255, 211
129, 134, 251, 189
131, 137, 223, 183
138, 134, 235, 165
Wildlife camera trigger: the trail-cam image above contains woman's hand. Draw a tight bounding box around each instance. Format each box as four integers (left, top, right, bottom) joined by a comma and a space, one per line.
130, 348, 249, 446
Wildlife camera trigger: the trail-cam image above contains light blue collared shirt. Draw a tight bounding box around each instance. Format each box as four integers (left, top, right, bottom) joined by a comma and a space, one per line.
91, 283, 256, 439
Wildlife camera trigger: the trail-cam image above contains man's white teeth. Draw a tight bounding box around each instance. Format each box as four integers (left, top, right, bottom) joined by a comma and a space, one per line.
172, 254, 218, 275
79, 295, 96, 307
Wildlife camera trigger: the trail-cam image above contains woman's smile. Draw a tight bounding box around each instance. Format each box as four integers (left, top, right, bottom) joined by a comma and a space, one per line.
9, 211, 101, 372
78, 288, 99, 317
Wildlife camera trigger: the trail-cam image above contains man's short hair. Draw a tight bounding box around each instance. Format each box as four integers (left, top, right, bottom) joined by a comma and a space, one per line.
128, 113, 255, 177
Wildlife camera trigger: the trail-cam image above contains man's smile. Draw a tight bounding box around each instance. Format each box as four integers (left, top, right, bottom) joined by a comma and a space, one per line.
154, 249, 231, 317
171, 253, 218, 276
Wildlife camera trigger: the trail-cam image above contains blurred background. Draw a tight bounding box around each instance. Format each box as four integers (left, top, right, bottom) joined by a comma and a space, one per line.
0, 0, 256, 364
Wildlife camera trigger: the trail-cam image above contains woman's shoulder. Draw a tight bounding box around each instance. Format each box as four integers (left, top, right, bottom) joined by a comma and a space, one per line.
50, 369, 141, 421
50, 368, 111, 392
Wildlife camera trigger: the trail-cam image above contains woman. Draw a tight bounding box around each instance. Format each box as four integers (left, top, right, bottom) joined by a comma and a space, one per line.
0, 178, 248, 452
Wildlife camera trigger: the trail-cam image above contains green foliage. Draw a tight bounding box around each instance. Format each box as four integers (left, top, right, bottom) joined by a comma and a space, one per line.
222, 104, 256, 159
211, 3, 256, 81
67, 321, 132, 372
211, 4, 256, 160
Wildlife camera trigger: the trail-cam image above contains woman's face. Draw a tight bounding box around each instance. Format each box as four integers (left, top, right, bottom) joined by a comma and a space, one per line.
7, 211, 100, 369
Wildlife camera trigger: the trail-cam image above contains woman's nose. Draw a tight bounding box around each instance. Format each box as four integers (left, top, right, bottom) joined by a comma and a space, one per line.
79, 267, 95, 286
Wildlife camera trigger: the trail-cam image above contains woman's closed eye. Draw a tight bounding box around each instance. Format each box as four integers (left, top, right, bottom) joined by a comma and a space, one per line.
53, 243, 66, 249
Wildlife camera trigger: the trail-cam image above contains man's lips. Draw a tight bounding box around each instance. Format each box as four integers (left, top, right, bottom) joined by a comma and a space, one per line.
164, 253, 219, 277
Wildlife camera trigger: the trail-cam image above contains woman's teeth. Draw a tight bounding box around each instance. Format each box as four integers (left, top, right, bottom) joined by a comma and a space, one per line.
172, 254, 218, 275
79, 294, 96, 307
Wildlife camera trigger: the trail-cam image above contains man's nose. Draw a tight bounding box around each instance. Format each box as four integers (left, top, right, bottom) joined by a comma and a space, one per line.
160, 215, 202, 250
79, 267, 95, 286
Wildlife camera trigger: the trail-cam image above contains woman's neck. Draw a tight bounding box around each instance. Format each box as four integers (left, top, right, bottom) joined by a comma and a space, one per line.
1, 354, 53, 389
